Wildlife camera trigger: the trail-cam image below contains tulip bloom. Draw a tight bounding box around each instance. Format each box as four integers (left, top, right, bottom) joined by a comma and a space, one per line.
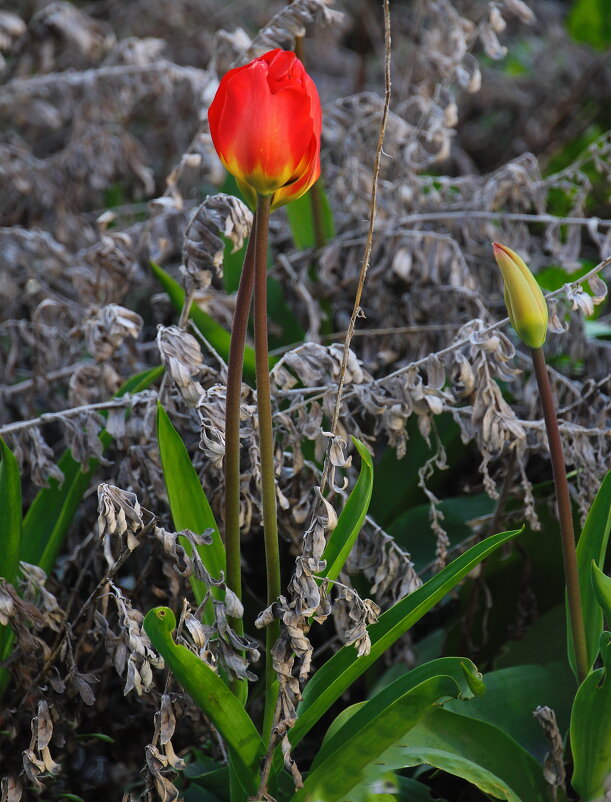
208, 49, 321, 210
493, 242, 549, 349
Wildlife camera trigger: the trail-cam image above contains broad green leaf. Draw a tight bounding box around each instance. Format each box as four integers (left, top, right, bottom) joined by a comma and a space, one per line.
184, 786, 224, 802
290, 674, 470, 802
156, 403, 225, 612
384, 708, 554, 802
445, 663, 576, 761
591, 561, 611, 622
389, 492, 495, 573
149, 261, 259, 381
569, 470, 611, 675
285, 179, 335, 250
370, 414, 462, 529
495, 604, 568, 668
320, 437, 373, 582
567, 0, 611, 50
291, 527, 523, 748
143, 607, 264, 797
571, 632, 611, 801
21, 365, 164, 574
313, 658, 484, 771
0, 437, 22, 585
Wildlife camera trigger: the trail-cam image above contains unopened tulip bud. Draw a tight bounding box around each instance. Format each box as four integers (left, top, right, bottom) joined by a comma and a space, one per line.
493, 242, 548, 348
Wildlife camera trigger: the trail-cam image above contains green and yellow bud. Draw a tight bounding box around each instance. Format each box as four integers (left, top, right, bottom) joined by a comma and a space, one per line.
493, 242, 548, 349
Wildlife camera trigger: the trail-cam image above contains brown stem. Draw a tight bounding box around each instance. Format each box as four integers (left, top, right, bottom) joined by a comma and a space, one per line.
223, 226, 257, 621
531, 346, 588, 683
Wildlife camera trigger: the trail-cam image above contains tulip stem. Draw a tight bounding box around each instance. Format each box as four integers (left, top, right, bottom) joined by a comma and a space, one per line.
253, 194, 281, 743
224, 222, 257, 633
530, 346, 588, 683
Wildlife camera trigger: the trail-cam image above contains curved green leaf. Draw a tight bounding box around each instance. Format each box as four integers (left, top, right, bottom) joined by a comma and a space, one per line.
320, 437, 373, 582
156, 403, 225, 612
445, 663, 576, 761
591, 561, 611, 623
312, 657, 484, 772
387, 708, 553, 802
291, 527, 524, 749
149, 261, 260, 380
143, 607, 264, 796
571, 631, 611, 801
290, 674, 468, 802
22, 365, 164, 574
569, 470, 611, 675
0, 437, 22, 585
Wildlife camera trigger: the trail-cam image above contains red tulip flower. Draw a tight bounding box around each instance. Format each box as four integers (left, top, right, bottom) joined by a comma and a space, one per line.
208, 49, 321, 210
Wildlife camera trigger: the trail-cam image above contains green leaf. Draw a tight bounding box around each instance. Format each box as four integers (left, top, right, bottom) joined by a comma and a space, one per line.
495, 604, 568, 668
21, 365, 164, 574
143, 607, 264, 796
156, 403, 225, 613
313, 658, 484, 771
567, 0, 611, 50
396, 777, 449, 802
591, 561, 611, 622
444, 663, 576, 762
385, 708, 554, 802
0, 437, 22, 694
285, 180, 335, 250
149, 261, 259, 381
76, 732, 115, 743
320, 437, 373, 582
291, 527, 523, 749
290, 672, 472, 802
571, 632, 611, 801
569, 470, 611, 675
0, 438, 22, 585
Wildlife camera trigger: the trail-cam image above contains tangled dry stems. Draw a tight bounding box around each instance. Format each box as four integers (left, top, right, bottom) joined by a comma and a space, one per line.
0, 0, 610, 799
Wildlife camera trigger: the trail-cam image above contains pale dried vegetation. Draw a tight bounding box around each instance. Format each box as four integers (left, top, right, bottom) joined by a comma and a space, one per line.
0, 0, 609, 799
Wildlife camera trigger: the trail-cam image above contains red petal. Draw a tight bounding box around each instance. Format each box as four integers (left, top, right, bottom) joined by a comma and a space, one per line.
216, 59, 315, 194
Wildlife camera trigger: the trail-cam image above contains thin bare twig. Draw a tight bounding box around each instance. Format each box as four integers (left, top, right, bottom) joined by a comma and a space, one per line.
376, 255, 611, 387
319, 0, 392, 496
394, 210, 611, 229
0, 394, 151, 438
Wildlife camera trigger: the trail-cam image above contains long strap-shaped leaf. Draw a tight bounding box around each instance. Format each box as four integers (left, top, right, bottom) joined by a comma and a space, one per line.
156, 402, 225, 613
571, 631, 611, 801
290, 673, 469, 802
292, 527, 523, 748
0, 437, 21, 585
569, 469, 611, 674
319, 437, 373, 583
143, 607, 264, 796
0, 437, 22, 695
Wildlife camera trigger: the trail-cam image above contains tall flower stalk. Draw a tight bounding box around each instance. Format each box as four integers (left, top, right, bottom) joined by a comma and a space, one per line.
493, 242, 588, 682
209, 49, 322, 720
252, 194, 281, 737
223, 230, 256, 628
530, 345, 588, 682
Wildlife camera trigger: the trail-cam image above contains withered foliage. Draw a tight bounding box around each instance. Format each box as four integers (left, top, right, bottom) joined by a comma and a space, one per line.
0, 0, 609, 799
